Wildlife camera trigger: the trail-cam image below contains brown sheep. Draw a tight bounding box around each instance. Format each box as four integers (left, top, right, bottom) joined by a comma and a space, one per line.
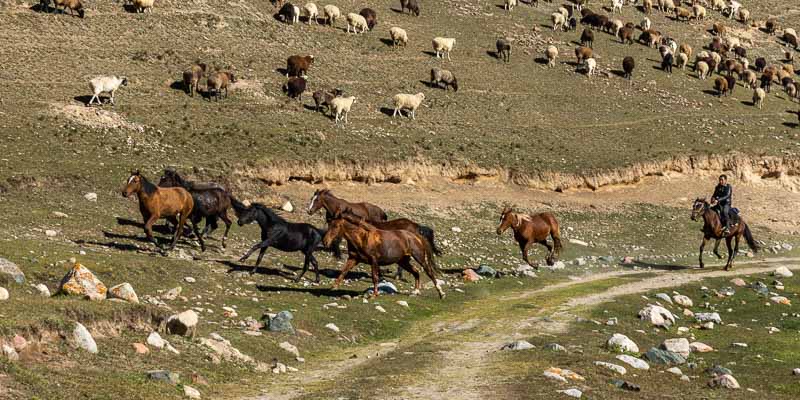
622, 56, 635, 80
618, 26, 635, 44
52, 0, 84, 18
765, 17, 777, 35
182, 63, 207, 97
286, 55, 314, 78
206, 71, 236, 101
575, 46, 593, 64
313, 88, 344, 114
714, 77, 729, 97
712, 22, 726, 36
674, 7, 692, 22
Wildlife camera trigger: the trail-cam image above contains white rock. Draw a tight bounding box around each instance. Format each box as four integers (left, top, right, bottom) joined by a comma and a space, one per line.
595, 361, 626, 375
147, 332, 166, 349
774, 266, 793, 278
279, 341, 300, 357
45, 230, 58, 237
695, 312, 722, 324
108, 282, 138, 303
34, 283, 51, 297
639, 304, 676, 328
792, 368, 800, 376
375, 305, 386, 313
396, 300, 409, 308
543, 371, 568, 383
184, 385, 201, 399
616, 354, 649, 370
661, 338, 691, 357
690, 342, 714, 353
451, 227, 462, 233
557, 388, 583, 398
607, 333, 639, 353
2, 344, 19, 361
667, 367, 683, 376
184, 277, 196, 283
0, 287, 8, 301
166, 310, 199, 337
709, 374, 740, 389
732, 342, 748, 348
73, 322, 98, 354
655, 293, 673, 304
84, 192, 98, 202
325, 323, 340, 333
569, 239, 589, 246
162, 286, 182, 301
52, 211, 69, 218
281, 201, 294, 213
673, 295, 693, 307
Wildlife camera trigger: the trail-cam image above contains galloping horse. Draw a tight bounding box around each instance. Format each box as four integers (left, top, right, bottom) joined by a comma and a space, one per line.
322, 214, 445, 298
691, 198, 758, 270
308, 189, 388, 256
496, 207, 563, 268
159, 168, 233, 249
122, 170, 200, 252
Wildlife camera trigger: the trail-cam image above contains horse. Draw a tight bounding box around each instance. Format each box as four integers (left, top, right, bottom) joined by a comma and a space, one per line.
496, 207, 563, 268
691, 198, 758, 270
322, 214, 445, 298
122, 170, 201, 252
232, 199, 339, 281
158, 168, 233, 249
307, 189, 388, 257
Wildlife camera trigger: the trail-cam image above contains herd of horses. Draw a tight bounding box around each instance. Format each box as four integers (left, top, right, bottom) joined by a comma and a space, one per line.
120, 169, 760, 297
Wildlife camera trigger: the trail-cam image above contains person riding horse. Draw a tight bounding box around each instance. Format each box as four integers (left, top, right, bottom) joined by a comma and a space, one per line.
710, 174, 733, 234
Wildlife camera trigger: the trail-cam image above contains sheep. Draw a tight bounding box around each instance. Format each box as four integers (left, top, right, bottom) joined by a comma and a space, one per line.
742, 70, 758, 88
784, 63, 796, 75
712, 22, 726, 36
323, 5, 340, 26
677, 52, 689, 69
674, 7, 692, 22
680, 43, 693, 60
619, 26, 635, 44
431, 68, 458, 91
568, 16, 578, 31
641, 17, 652, 31
721, 59, 737, 76
545, 46, 559, 67
711, 0, 725, 11
725, 0, 740, 20
505, 0, 517, 11
753, 87, 765, 109
658, 45, 671, 60
88, 76, 128, 106
400, 0, 420, 16
709, 52, 722, 71
643, 0, 652, 14
581, 13, 606, 30
432, 37, 456, 61
697, 61, 710, 79
182, 63, 207, 97
552, 12, 567, 31
359, 8, 377, 30
312, 88, 344, 114
765, 18, 778, 35
303, 3, 318, 24
206, 71, 236, 101
611, 0, 623, 13
787, 83, 798, 102
714, 77, 729, 97
639, 29, 661, 48
580, 28, 594, 48
785, 30, 799, 50
658, 0, 675, 13
696, 50, 709, 61
331, 96, 356, 125
584, 58, 596, 77
558, 6, 569, 21
754, 57, 767, 72
278, 2, 299, 24
786, 51, 795, 63
725, 75, 736, 95
346, 13, 368, 34
662, 52, 674, 73
390, 27, 408, 47
496, 38, 512, 63
575, 46, 593, 64
622, 56, 635, 80
733, 45, 746, 60
693, 4, 706, 20
286, 55, 314, 78
609, 19, 624, 37
51, 0, 84, 17
726, 36, 741, 49
785, 28, 798, 40
760, 71, 774, 93
282, 77, 306, 100
738, 8, 749, 24
392, 92, 425, 119
131, 0, 154, 13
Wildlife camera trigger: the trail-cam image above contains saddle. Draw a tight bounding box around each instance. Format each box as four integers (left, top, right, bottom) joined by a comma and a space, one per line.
716, 207, 741, 226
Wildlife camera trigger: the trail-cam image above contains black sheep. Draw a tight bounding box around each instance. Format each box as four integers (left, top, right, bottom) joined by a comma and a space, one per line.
662, 53, 674, 73
277, 2, 298, 24
282, 77, 306, 100
623, 56, 635, 80
580, 28, 594, 48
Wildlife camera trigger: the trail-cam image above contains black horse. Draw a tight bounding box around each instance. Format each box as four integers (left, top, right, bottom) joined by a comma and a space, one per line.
232, 199, 340, 282
158, 168, 233, 249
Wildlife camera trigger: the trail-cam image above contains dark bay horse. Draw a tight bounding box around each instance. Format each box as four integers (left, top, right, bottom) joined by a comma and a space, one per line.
232, 199, 338, 281
122, 170, 200, 252
691, 198, 758, 270
496, 207, 563, 269
158, 168, 233, 249
322, 214, 445, 298
308, 189, 388, 257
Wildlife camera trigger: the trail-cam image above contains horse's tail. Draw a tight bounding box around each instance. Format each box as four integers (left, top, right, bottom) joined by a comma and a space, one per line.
315, 227, 342, 259
380, 210, 388, 221
417, 225, 442, 256
744, 224, 759, 253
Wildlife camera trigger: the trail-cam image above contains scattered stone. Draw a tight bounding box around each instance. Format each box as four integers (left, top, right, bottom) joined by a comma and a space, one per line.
751, 281, 769, 295
611, 379, 641, 392
770, 296, 791, 305
199, 334, 254, 364
33, 283, 50, 297
616, 354, 649, 370
502, 340, 534, 351
595, 361, 627, 375
12, 335, 27, 352
701, 322, 715, 330
661, 338, 691, 358
396, 300, 409, 308
73, 322, 98, 354
147, 370, 180, 385
606, 317, 618, 326
708, 374, 740, 389
545, 343, 567, 352
375, 305, 386, 313
52, 211, 69, 218
774, 266, 794, 278
544, 367, 585, 382
708, 365, 732, 377
643, 347, 686, 365
639, 304, 676, 329
451, 227, 462, 233
792, 368, 800, 376
569, 239, 588, 246
474, 265, 498, 278
222, 306, 238, 318
147, 332, 167, 348
462, 269, 481, 282
84, 192, 98, 202
183, 385, 201, 399
666, 367, 683, 376
690, 342, 714, 353
366, 281, 397, 295
45, 229, 58, 237
607, 333, 639, 353
58, 262, 107, 300
557, 388, 583, 398
184, 277, 196, 283
2, 344, 19, 361
162, 286, 183, 301
730, 278, 746, 287
655, 293, 673, 304
325, 323, 340, 333
166, 310, 199, 337
0, 257, 26, 284
108, 282, 138, 303
673, 295, 693, 307
191, 373, 209, 386
268, 311, 295, 334
681, 375, 691, 382
732, 342, 748, 348
281, 201, 294, 213
543, 371, 568, 383
279, 341, 300, 357
132, 343, 149, 354
695, 312, 722, 324
0, 287, 8, 301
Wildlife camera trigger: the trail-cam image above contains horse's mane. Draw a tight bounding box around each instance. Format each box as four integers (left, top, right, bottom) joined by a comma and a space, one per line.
169, 170, 192, 189
517, 214, 532, 223
251, 203, 287, 223
140, 175, 158, 195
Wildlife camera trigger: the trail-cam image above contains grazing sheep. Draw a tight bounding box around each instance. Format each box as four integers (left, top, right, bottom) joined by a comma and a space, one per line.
430, 68, 458, 91
680, 43, 693, 60
545, 45, 559, 67
715, 77, 729, 97
505, 0, 517, 11
738, 8, 749, 24
182, 63, 207, 97
721, 59, 737, 76
787, 83, 797, 102
207, 71, 236, 101
312, 88, 344, 114
50, 0, 84, 17
743, 70, 758, 88
303, 3, 318, 24
693, 4, 706, 20
580, 28, 594, 48
619, 26, 635, 44
282, 77, 307, 100
622, 56, 635, 80
390, 27, 408, 47
733, 45, 746, 60
784, 63, 796, 75
558, 6, 569, 21
612, 0, 623, 13
697, 61, 710, 79
765, 17, 778, 35
726, 36, 741, 49
725, 0, 740, 20
711, 0, 725, 11
278, 2, 300, 24
400, 0, 420, 16
568, 16, 578, 31
580, 13, 605, 30
658, 45, 671, 60
432, 37, 456, 60
658, 0, 675, 13
786, 51, 794, 63
641, 17, 652, 31
662, 52, 674, 73
674, 7, 692, 22
725, 75, 736, 95
643, 0, 652, 14
331, 96, 356, 125
785, 31, 799, 50
131, 0, 153, 13
359, 8, 377, 30
392, 92, 425, 119
753, 87, 765, 109
323, 4, 340, 25
755, 57, 767, 72
677, 52, 688, 69
786, 28, 798, 40
88, 76, 128, 106
583, 58, 596, 77
575, 46, 593, 64
496, 38, 512, 63
552, 12, 567, 31
639, 29, 661, 48
712, 22, 726, 36
760, 72, 774, 93
609, 19, 624, 37
346, 13, 368, 34
286, 55, 314, 78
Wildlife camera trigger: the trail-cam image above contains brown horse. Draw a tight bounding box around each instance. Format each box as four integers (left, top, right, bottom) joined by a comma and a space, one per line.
322, 215, 445, 298
307, 189, 388, 222
122, 170, 200, 252
496, 207, 563, 268
691, 198, 758, 270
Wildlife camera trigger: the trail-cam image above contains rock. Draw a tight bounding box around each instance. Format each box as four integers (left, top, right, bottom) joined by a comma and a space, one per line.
655, 293, 673, 304
0, 287, 8, 301
573, 258, 587, 266
396, 300, 409, 308
621, 256, 634, 264
184, 385, 201, 399
690, 342, 714, 353
545, 367, 584, 382
708, 374, 740, 389
199, 334, 254, 364
792, 368, 800, 376
281, 201, 294, 213
375, 305, 386, 313
611, 379, 641, 392
643, 347, 685, 365
774, 266, 794, 278
673, 295, 693, 307
666, 367, 683, 376
474, 265, 498, 278
701, 322, 715, 330
108, 282, 138, 303
33, 283, 50, 297
557, 388, 582, 398
770, 296, 791, 305
730, 278, 746, 287
639, 304, 676, 329
279, 341, 300, 357
501, 340, 534, 351
147, 332, 167, 348
365, 281, 397, 295
751, 281, 769, 295
2, 344, 19, 361
73, 322, 98, 354
268, 311, 295, 333
58, 262, 107, 300
132, 343, 149, 354
595, 361, 626, 375
569, 239, 589, 246
451, 227, 462, 233
607, 333, 639, 353
543, 371, 568, 383
661, 338, 691, 358
191, 373, 209, 386
462, 269, 481, 282
606, 317, 618, 326
147, 370, 180, 385
52, 211, 69, 218
12, 335, 27, 352
0, 257, 25, 284
695, 312, 722, 324
325, 323, 340, 333
84, 192, 98, 202
45, 230, 58, 237
616, 354, 649, 370
184, 277, 196, 283
708, 365, 732, 376
166, 310, 199, 337
545, 343, 567, 352
162, 286, 182, 301
222, 306, 238, 318
732, 342, 748, 348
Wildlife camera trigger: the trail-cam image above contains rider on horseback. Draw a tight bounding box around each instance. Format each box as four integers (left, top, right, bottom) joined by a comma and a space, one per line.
710, 174, 732, 235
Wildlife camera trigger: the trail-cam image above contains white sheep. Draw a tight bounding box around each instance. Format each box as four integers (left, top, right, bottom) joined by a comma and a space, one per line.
323, 4, 340, 26
677, 52, 688, 69
584, 58, 596, 77
292, 5, 301, 23
432, 37, 456, 61
389, 27, 408, 47
752, 87, 765, 109
303, 3, 318, 24
545, 45, 558, 67
346, 13, 368, 34
641, 17, 651, 31
88, 76, 128, 106
505, 0, 517, 11
611, 0, 623, 13
392, 92, 425, 119
610, 19, 624, 37
558, 6, 569, 21
132, 0, 154, 13
711, 0, 725, 11
727, 0, 740, 20
551, 12, 566, 32
331, 96, 356, 125
697, 61, 709, 80
693, 4, 706, 20
738, 8, 750, 24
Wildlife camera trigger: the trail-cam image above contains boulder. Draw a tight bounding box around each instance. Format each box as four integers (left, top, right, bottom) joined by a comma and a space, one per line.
638, 304, 676, 329
147, 370, 180, 385
166, 310, 199, 337
162, 286, 182, 301
34, 284, 51, 297
184, 385, 201, 399
690, 342, 714, 353
279, 341, 300, 357
109, 283, 139, 303
365, 281, 397, 295
730, 278, 746, 287
666, 367, 683, 376
774, 266, 794, 278
0, 257, 25, 284
770, 296, 791, 305
643, 347, 685, 365
616, 354, 649, 370
695, 312, 722, 324
595, 361, 626, 375
673, 295, 693, 307
0, 287, 9, 301
557, 389, 583, 398
73, 322, 98, 354
661, 338, 691, 358
281, 201, 294, 213
325, 323, 340, 333
607, 333, 639, 353
58, 262, 107, 300
147, 332, 167, 348
462, 269, 481, 282
501, 340, 534, 351
655, 293, 673, 304
474, 265, 498, 278
268, 311, 295, 334
708, 374, 740, 389
2, 343, 19, 361
199, 334, 254, 364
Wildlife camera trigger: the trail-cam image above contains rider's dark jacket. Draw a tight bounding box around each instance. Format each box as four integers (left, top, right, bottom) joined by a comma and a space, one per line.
712, 184, 732, 206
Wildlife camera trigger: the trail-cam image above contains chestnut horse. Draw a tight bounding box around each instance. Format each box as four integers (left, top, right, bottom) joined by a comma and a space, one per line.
322, 215, 445, 298
122, 170, 200, 252
691, 198, 758, 270
308, 189, 388, 257
496, 207, 562, 268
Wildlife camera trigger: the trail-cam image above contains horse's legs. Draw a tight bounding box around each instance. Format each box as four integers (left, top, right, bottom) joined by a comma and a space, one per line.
399, 259, 421, 294
295, 252, 312, 283
370, 262, 381, 297
253, 247, 268, 272
520, 241, 537, 270
143, 213, 161, 248
713, 239, 723, 259
309, 253, 321, 283
540, 240, 554, 266
169, 212, 189, 250
410, 247, 444, 299
333, 258, 358, 289
239, 238, 272, 262
731, 233, 741, 270
219, 210, 232, 249
724, 236, 734, 271
191, 218, 205, 252
698, 236, 708, 269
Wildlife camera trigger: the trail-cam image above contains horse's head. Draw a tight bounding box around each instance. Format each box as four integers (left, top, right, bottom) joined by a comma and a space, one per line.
322, 216, 346, 248
122, 170, 142, 198
691, 198, 707, 221
496, 207, 515, 235
235, 202, 257, 226
307, 189, 329, 215
158, 168, 178, 188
